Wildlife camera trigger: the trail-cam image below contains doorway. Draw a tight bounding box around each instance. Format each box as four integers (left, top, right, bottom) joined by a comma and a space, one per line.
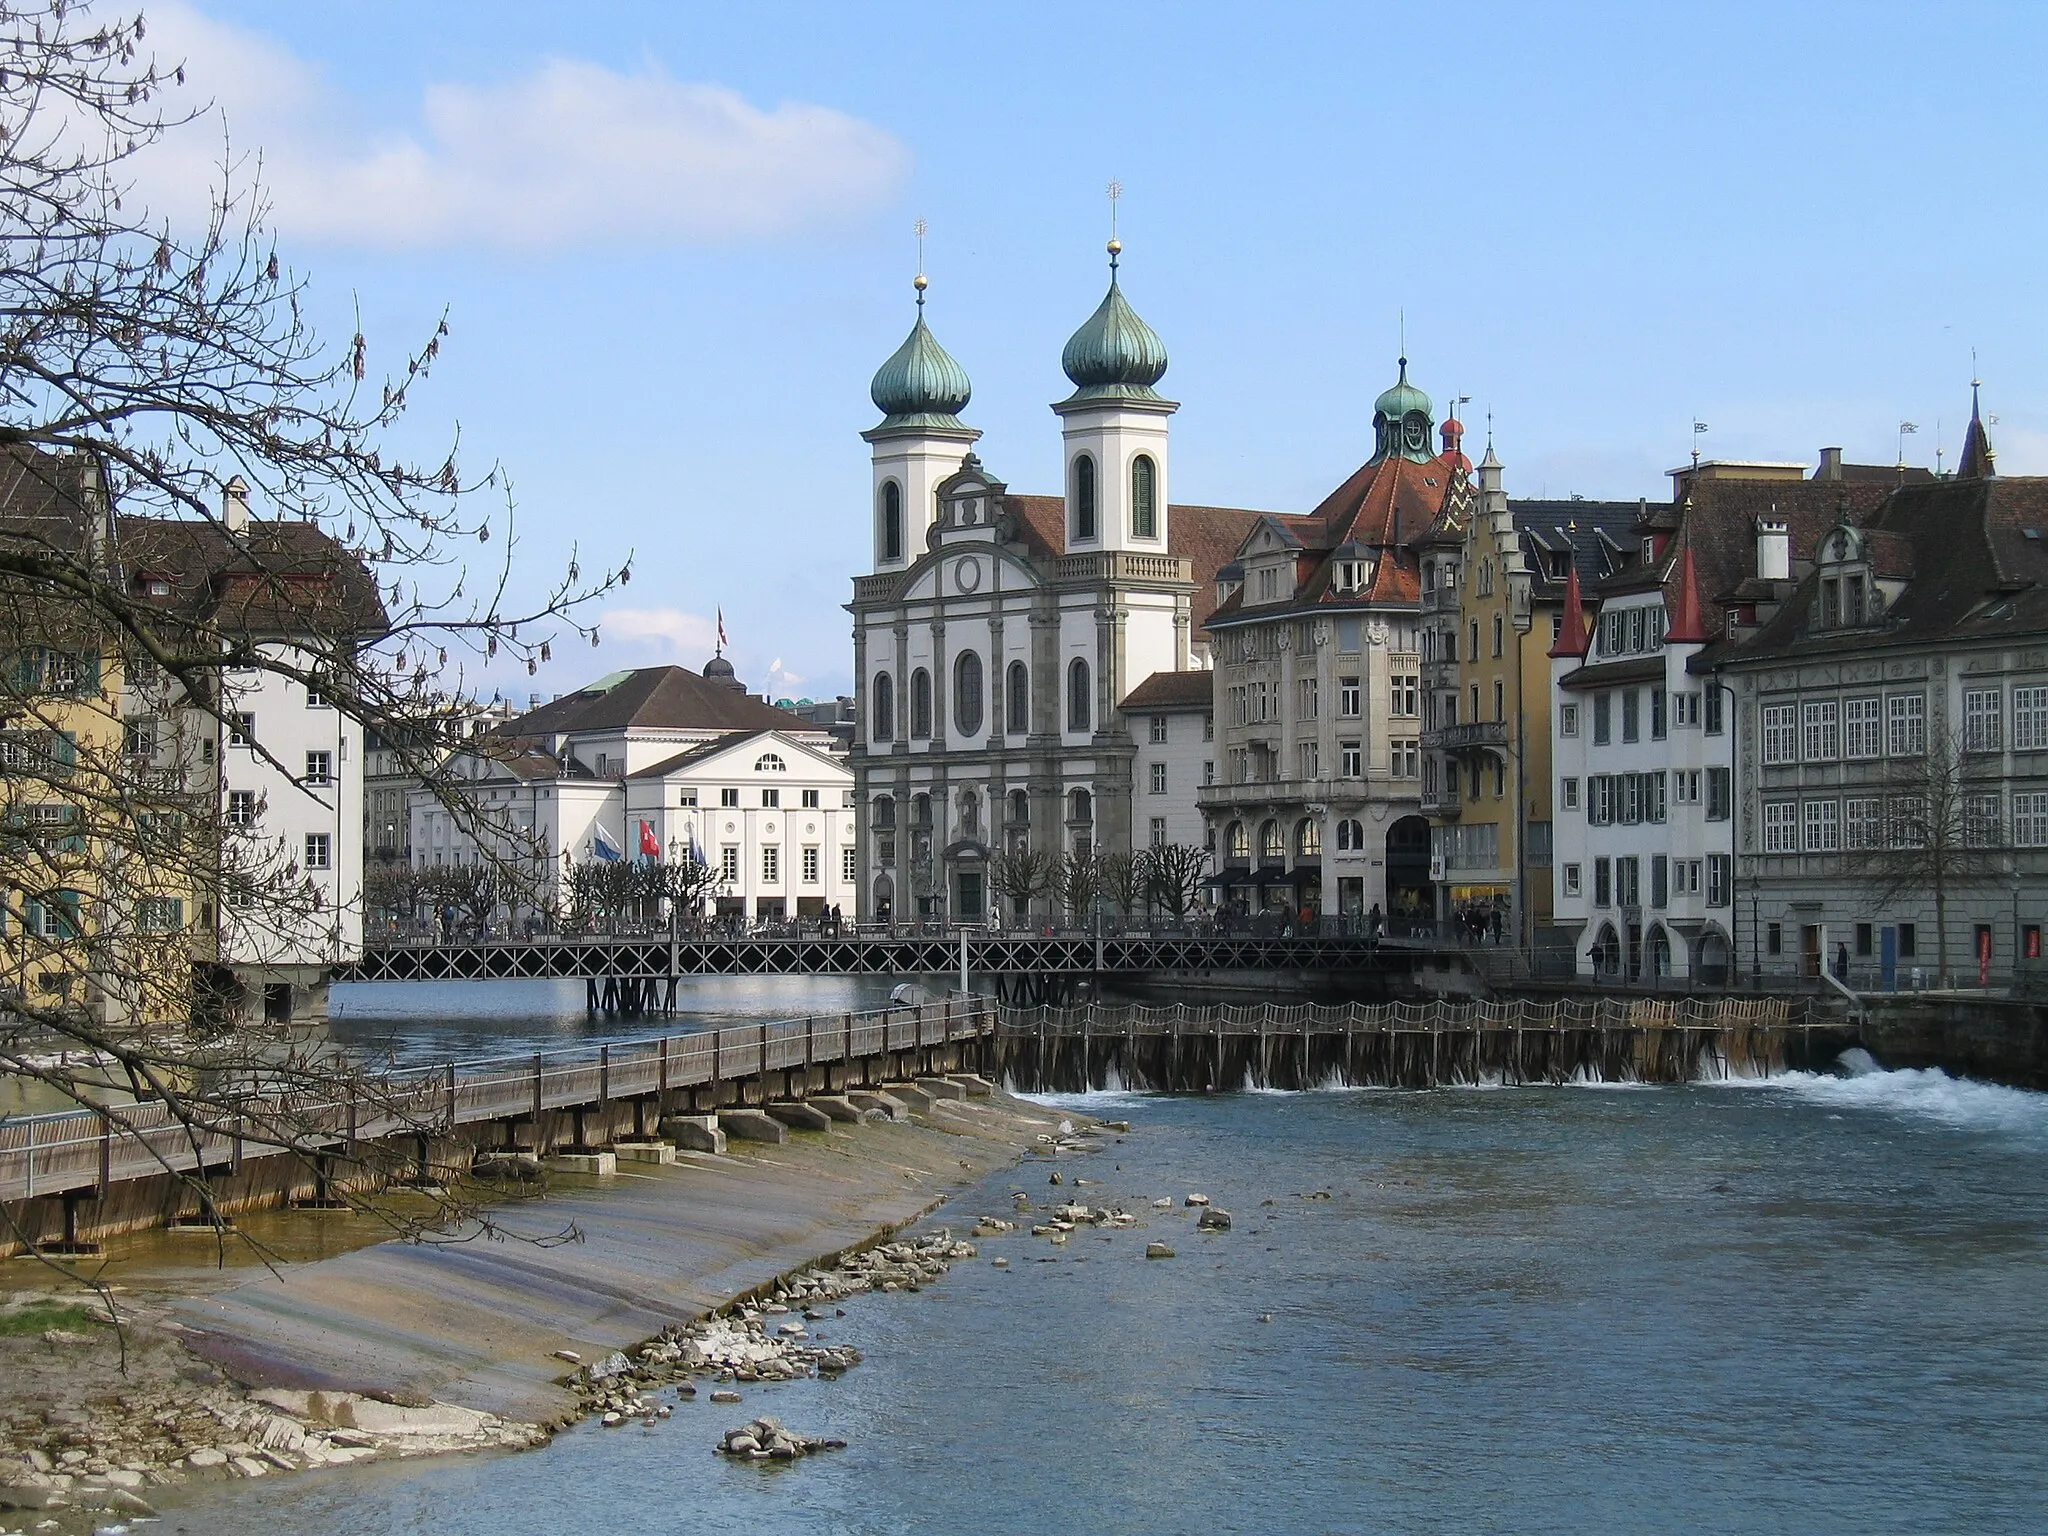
1800, 924, 1822, 979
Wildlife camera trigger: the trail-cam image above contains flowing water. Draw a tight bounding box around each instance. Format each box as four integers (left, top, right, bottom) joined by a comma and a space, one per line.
162, 1046, 2048, 1535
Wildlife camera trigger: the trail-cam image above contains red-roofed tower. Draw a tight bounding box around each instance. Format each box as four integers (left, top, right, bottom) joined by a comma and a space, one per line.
1548, 565, 1592, 659
1664, 545, 1711, 644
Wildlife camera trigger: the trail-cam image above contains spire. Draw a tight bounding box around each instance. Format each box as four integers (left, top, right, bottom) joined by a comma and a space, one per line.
1549, 565, 1593, 659
1665, 544, 1711, 644
1958, 377, 1996, 479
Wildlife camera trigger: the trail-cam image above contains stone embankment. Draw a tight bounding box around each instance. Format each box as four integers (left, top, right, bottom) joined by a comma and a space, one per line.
569, 1231, 975, 1425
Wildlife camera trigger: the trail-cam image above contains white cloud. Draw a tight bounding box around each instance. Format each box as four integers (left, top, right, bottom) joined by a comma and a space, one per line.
135, 4, 907, 251
599, 605, 719, 659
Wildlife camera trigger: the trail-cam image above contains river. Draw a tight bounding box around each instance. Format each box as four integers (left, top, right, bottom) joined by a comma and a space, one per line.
158, 1023, 2048, 1536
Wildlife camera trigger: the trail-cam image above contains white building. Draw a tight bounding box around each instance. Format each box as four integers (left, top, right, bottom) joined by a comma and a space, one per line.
410, 663, 856, 924
119, 489, 384, 1023
847, 250, 1262, 922
1548, 548, 1734, 981
1119, 670, 1214, 854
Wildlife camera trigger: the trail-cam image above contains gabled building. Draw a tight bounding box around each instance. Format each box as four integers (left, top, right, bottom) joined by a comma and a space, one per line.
1197, 362, 1446, 923
1546, 442, 1934, 981
411, 662, 852, 924
847, 250, 1264, 923
1711, 395, 2048, 986
1414, 439, 1643, 947
1118, 669, 1214, 856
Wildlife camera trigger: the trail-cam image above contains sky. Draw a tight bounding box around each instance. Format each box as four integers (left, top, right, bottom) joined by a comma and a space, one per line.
131, 0, 2048, 703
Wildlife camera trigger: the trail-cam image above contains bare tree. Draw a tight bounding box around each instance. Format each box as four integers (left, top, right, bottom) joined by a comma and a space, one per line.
1842, 727, 2008, 985
1097, 850, 1144, 921
1051, 850, 1103, 927
985, 846, 1054, 922
1143, 843, 1211, 926
0, 4, 620, 1288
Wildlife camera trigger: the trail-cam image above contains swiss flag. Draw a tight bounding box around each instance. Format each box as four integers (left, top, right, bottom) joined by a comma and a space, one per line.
639, 820, 661, 858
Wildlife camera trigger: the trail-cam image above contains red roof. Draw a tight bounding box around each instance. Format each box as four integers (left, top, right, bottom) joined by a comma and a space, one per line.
1663, 546, 1710, 644
1548, 566, 1592, 658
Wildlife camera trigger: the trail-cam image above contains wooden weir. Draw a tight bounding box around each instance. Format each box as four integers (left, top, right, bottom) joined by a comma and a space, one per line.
1, 993, 1835, 1253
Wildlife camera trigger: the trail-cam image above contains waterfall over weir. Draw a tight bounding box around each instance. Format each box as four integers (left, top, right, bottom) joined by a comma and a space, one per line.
994, 997, 1838, 1094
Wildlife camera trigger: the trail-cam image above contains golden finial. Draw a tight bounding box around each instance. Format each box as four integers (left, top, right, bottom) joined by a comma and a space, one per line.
913, 217, 929, 305
1106, 180, 1123, 263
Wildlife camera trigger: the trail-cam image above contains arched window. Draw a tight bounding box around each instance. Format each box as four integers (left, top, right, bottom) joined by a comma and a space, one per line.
872, 794, 895, 829
1336, 818, 1365, 851
911, 793, 932, 828
1069, 788, 1094, 824
872, 672, 895, 741
1227, 820, 1249, 859
1130, 454, 1157, 539
754, 753, 786, 772
1260, 819, 1283, 861
1296, 817, 1322, 857
879, 481, 903, 562
1008, 789, 1029, 826
1006, 661, 1029, 735
954, 650, 984, 737
1072, 453, 1097, 542
1067, 657, 1091, 733
959, 789, 981, 839
910, 668, 932, 739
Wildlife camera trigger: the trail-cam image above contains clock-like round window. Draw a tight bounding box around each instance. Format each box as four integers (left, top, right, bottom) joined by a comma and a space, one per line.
954, 557, 982, 593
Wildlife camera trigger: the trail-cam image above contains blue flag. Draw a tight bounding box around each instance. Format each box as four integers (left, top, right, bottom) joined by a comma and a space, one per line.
591, 824, 624, 862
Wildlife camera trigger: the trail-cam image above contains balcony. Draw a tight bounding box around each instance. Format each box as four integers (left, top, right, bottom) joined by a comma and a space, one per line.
1055, 551, 1194, 585
1420, 586, 1459, 615
852, 573, 900, 604
1424, 721, 1508, 753
1419, 789, 1461, 819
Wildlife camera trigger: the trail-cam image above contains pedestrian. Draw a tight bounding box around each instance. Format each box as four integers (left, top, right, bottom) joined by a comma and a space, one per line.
1833, 941, 1849, 982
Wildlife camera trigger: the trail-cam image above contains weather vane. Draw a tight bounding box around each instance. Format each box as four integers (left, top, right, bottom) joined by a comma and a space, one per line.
1106, 180, 1123, 263
913, 217, 928, 304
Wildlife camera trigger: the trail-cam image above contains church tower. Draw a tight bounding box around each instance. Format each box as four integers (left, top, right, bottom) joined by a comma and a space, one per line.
1052, 240, 1176, 554
863, 275, 979, 572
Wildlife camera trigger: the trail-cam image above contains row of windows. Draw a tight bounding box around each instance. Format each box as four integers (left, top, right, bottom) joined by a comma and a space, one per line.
874, 657, 1094, 742
1598, 604, 1667, 658
1226, 738, 1416, 783
1566, 768, 1731, 824
1069, 452, 1160, 544
1574, 685, 1717, 746
1563, 853, 1731, 909
1226, 674, 1412, 727
717, 844, 860, 883
1221, 816, 1367, 861
1220, 621, 1419, 664
1759, 791, 2036, 852
1760, 693, 1927, 764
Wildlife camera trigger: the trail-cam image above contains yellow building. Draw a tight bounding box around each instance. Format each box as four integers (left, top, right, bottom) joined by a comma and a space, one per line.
1417, 439, 1643, 950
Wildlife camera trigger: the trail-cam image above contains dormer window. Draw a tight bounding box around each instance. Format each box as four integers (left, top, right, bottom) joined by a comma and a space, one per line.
1814, 527, 1875, 630
1642, 537, 1657, 564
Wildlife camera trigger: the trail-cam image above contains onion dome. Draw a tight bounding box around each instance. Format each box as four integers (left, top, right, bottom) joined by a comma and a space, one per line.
1440, 416, 1470, 474
1374, 357, 1432, 424
1060, 241, 1169, 403
703, 653, 744, 691
870, 276, 972, 430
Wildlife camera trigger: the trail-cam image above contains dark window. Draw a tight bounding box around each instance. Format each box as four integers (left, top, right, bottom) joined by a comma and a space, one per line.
1131, 454, 1157, 539
1593, 692, 1611, 744
954, 651, 984, 737
872, 673, 895, 741
1767, 922, 1783, 956
1855, 922, 1873, 956
1006, 661, 1029, 734
910, 669, 932, 739
1009, 789, 1029, 826
1705, 688, 1725, 735
1068, 657, 1091, 732
873, 795, 895, 829
880, 481, 903, 562
1072, 454, 1097, 542
1898, 923, 1916, 958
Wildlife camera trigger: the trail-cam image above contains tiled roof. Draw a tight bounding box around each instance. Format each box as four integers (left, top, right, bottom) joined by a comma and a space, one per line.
991, 493, 1288, 635
1731, 477, 2048, 663
117, 515, 386, 637
1512, 500, 1644, 596
1119, 669, 1214, 711
500, 666, 813, 738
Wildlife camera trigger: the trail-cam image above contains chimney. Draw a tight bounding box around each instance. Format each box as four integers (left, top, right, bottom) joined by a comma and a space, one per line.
222, 476, 250, 533
1755, 515, 1790, 581
1818, 447, 1843, 481
529, 693, 542, 711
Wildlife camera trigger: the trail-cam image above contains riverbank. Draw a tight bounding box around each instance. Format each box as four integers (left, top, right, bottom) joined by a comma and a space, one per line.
0, 1088, 1080, 1531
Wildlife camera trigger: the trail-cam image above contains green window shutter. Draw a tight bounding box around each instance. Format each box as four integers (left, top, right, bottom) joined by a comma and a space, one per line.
54, 732, 76, 776
78, 650, 101, 695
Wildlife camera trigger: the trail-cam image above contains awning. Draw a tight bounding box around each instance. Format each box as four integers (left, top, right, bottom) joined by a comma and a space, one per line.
1449, 884, 1510, 901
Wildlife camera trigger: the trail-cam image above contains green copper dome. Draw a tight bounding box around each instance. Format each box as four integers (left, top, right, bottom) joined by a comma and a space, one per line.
1372, 357, 1435, 462
1060, 247, 1168, 403
870, 291, 972, 430
1374, 357, 1431, 423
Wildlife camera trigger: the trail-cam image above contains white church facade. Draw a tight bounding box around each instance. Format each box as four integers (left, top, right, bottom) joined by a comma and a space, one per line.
847, 247, 1263, 921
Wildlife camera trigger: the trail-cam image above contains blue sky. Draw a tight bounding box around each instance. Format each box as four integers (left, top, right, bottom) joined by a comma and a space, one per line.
150, 1, 2048, 701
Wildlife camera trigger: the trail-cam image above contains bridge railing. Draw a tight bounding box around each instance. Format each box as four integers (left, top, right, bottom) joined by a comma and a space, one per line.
0, 996, 998, 1205
993, 995, 1812, 1036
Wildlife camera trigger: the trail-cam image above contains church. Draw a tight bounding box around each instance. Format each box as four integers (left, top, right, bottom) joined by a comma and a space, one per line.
847, 242, 1263, 921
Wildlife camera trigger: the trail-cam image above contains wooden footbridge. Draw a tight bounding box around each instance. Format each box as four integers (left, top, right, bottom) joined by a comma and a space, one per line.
344, 930, 1417, 1010
1, 994, 1841, 1255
